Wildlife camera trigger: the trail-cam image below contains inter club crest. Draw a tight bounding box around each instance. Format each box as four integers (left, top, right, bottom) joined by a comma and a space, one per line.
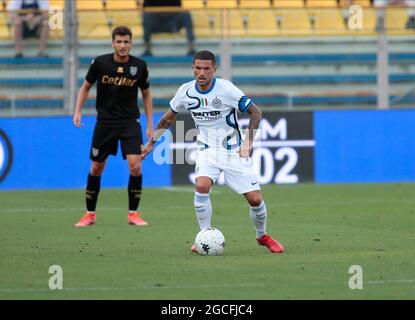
212, 97, 222, 109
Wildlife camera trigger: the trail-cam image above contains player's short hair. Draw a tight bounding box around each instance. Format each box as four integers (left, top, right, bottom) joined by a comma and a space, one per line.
112, 26, 132, 40
193, 50, 216, 65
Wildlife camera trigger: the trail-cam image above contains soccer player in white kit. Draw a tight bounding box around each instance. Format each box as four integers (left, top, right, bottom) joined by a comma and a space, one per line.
142, 50, 284, 253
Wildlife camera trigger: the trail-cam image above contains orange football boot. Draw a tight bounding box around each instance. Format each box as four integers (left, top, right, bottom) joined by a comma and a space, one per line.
128, 212, 149, 226
256, 234, 284, 253
75, 212, 96, 227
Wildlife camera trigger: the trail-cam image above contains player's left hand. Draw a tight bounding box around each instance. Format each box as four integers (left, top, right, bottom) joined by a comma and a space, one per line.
238, 142, 252, 158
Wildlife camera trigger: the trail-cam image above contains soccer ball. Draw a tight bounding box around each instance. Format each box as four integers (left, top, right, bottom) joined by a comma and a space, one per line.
195, 227, 225, 256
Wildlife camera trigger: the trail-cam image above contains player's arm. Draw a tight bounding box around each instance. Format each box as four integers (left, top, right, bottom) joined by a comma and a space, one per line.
141, 88, 154, 141
239, 103, 262, 158
73, 80, 93, 128
141, 109, 177, 159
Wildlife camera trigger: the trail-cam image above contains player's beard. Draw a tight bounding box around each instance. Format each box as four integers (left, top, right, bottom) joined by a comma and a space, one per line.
116, 48, 130, 59
197, 77, 210, 88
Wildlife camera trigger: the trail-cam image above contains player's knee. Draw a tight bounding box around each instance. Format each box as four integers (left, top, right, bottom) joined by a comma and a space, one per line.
128, 162, 142, 176
195, 183, 211, 194
248, 195, 263, 207
90, 162, 105, 176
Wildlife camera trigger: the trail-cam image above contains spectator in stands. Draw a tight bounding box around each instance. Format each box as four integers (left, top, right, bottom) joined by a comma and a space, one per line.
8, 0, 49, 58
138, 0, 196, 56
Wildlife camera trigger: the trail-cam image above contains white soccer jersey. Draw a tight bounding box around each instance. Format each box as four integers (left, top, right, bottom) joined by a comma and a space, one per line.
169, 78, 253, 151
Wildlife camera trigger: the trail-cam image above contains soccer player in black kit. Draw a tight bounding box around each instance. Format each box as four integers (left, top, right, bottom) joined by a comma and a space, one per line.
73, 26, 153, 227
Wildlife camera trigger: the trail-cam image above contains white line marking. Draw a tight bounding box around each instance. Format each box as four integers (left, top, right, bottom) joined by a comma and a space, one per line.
0, 198, 413, 213
367, 279, 415, 285
0, 283, 267, 293
1, 279, 414, 294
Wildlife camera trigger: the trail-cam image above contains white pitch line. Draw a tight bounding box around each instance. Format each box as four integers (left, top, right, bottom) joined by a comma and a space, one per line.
1, 279, 414, 294
367, 279, 415, 285
0, 198, 413, 213
0, 283, 267, 293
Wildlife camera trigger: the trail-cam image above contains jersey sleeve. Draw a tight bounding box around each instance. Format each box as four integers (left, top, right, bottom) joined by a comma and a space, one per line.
227, 81, 253, 113
138, 63, 150, 90
169, 85, 186, 113
85, 58, 99, 84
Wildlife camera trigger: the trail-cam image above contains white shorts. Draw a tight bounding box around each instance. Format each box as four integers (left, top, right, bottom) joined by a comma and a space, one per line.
194, 148, 261, 194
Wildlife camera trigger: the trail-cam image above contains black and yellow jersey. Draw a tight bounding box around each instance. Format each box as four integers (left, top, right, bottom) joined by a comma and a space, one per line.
86, 53, 150, 127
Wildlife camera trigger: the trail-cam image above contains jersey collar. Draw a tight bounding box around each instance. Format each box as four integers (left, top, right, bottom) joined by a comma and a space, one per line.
195, 78, 216, 95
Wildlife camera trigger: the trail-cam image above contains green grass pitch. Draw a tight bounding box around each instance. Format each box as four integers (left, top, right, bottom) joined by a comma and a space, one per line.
0, 183, 414, 299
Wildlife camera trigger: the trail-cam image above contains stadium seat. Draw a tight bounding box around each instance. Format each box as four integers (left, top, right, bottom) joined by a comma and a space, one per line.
0, 11, 10, 40
78, 11, 112, 39
239, 0, 272, 9
191, 9, 224, 37
308, 9, 347, 35
105, 0, 138, 10
104, 10, 142, 37
76, 0, 105, 10
306, 0, 338, 8
231, 9, 279, 36
360, 8, 377, 34
274, 9, 312, 35
205, 0, 238, 9
273, 0, 304, 8
49, 0, 64, 8
385, 7, 412, 35
182, 0, 205, 9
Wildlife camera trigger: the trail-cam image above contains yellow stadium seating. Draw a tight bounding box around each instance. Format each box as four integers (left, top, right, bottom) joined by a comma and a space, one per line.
77, 0, 105, 10
205, 0, 238, 9
306, 0, 338, 8
239, 0, 271, 9
49, 0, 64, 8
231, 9, 279, 36
0, 11, 10, 40
78, 11, 112, 39
308, 9, 346, 35
105, 0, 138, 10
274, 9, 312, 35
361, 8, 377, 33
103, 10, 142, 37
190, 9, 223, 37
273, 0, 304, 8
182, 0, 205, 9
385, 7, 412, 35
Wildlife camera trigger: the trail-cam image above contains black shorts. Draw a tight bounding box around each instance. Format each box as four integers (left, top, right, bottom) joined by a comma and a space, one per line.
90, 122, 143, 162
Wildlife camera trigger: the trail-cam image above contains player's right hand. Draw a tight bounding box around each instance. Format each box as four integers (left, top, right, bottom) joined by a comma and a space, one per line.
73, 111, 83, 128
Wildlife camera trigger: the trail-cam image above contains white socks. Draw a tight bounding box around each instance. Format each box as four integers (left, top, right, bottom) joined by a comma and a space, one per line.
194, 192, 212, 230
250, 201, 267, 238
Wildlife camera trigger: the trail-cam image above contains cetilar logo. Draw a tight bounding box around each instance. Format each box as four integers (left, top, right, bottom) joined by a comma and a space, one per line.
0, 129, 13, 183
